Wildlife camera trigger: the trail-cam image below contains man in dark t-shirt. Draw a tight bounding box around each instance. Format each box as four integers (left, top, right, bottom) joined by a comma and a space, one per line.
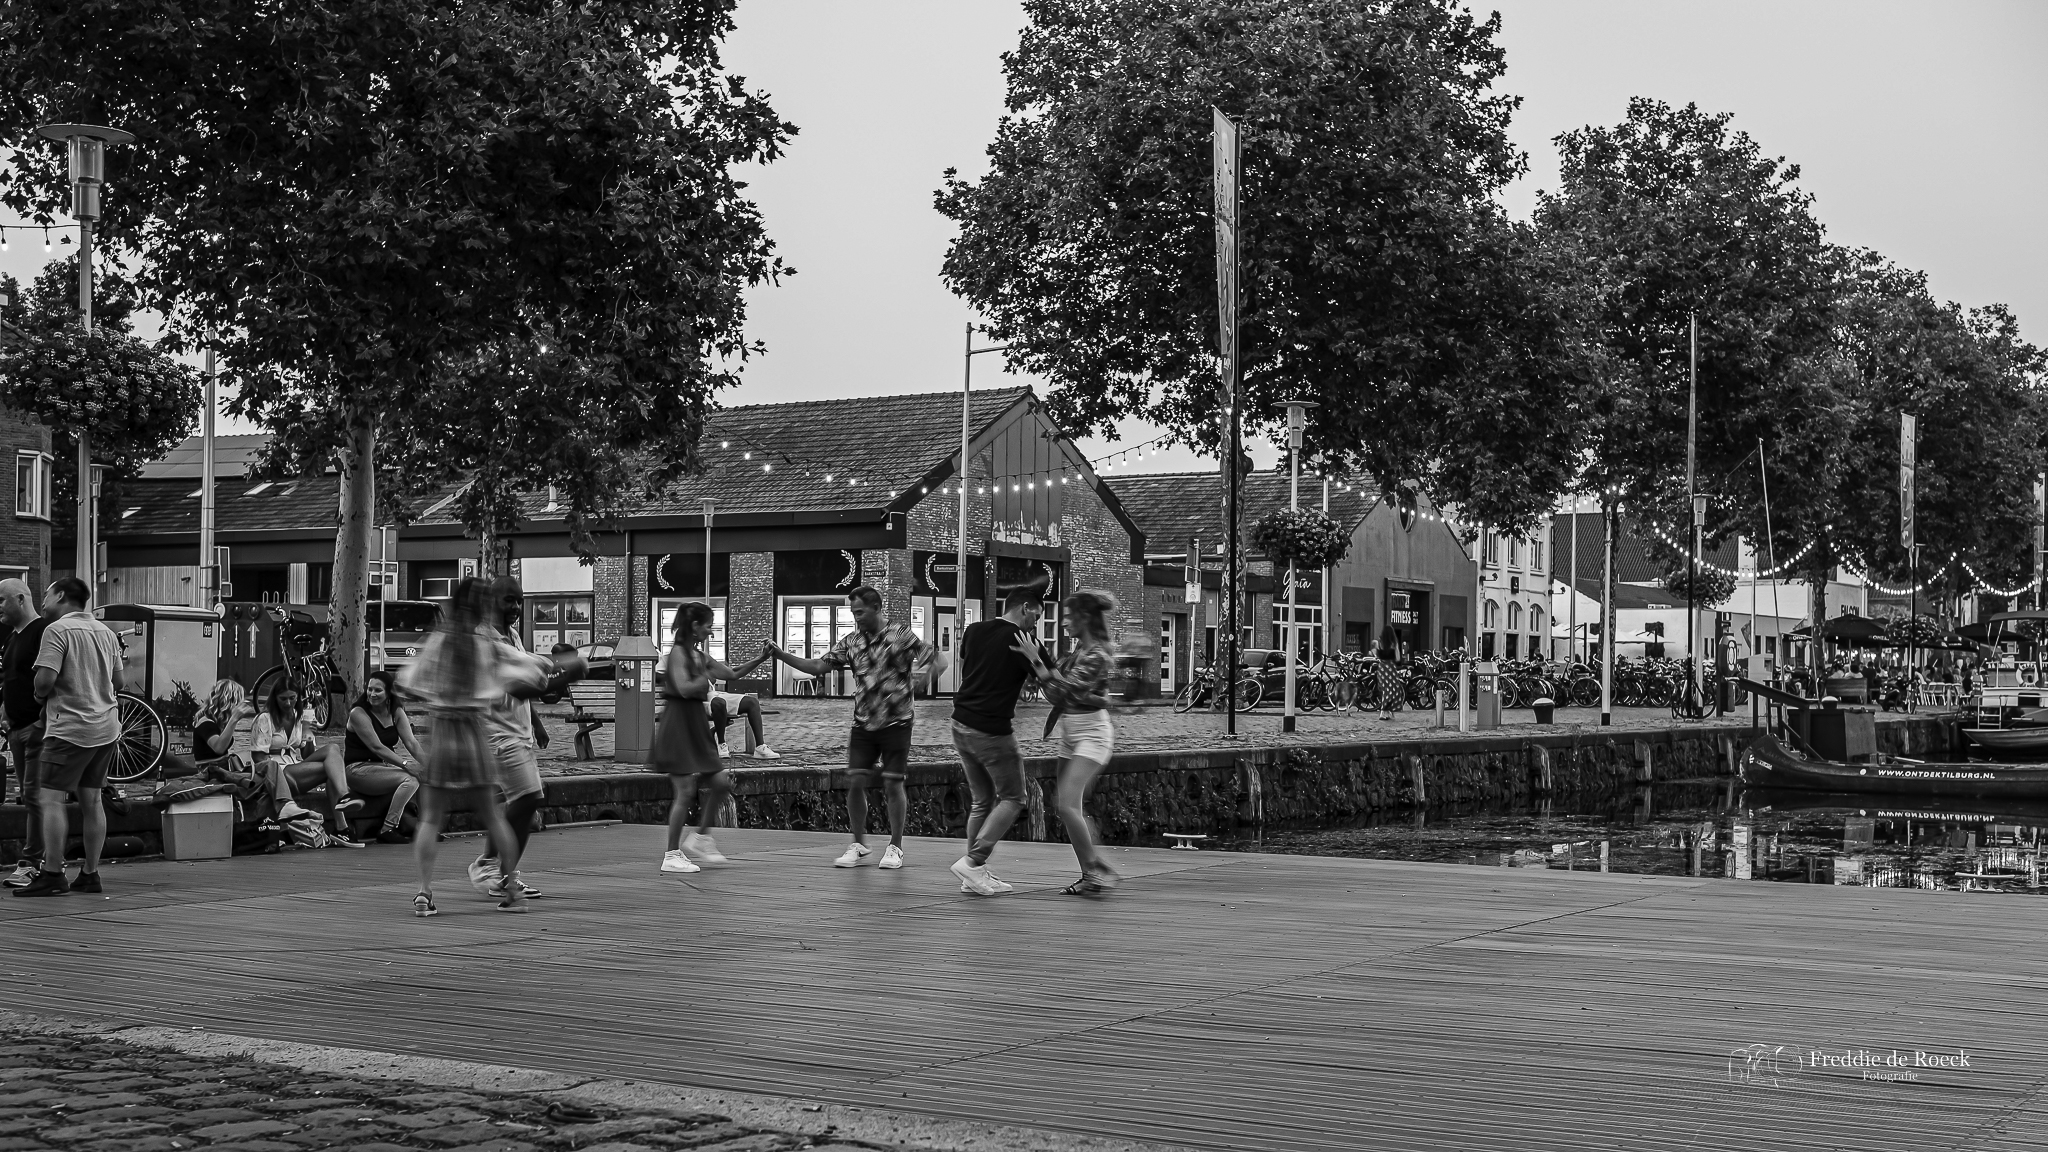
0, 579, 50, 887
948, 581, 1045, 896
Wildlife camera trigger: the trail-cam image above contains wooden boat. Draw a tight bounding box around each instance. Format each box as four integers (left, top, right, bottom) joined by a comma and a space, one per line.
1960, 719, 2048, 754
1741, 733, 2048, 798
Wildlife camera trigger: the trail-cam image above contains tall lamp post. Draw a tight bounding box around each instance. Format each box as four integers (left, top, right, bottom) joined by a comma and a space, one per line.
1271, 399, 1318, 733
36, 123, 133, 593
962, 325, 1009, 669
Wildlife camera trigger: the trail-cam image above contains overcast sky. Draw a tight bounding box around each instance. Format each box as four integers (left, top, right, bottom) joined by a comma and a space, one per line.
4, 1, 2041, 474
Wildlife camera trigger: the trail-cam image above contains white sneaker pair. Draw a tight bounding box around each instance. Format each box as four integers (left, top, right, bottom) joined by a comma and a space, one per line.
950, 856, 1014, 896
661, 832, 728, 874
833, 842, 903, 869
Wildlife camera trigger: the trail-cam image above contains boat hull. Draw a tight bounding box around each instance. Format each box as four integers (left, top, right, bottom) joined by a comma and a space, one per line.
1961, 726, 2048, 754
1740, 733, 2048, 798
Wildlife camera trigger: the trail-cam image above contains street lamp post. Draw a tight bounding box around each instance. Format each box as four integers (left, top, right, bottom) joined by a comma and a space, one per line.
1271, 399, 1318, 734
36, 123, 133, 593
963, 325, 1010, 677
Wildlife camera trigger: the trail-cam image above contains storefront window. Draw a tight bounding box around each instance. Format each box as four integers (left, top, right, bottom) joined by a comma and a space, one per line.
1270, 604, 1324, 664
528, 595, 595, 653
653, 598, 726, 664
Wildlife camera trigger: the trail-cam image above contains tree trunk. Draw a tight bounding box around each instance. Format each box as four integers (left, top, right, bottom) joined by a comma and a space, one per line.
1808, 558, 1829, 676
332, 415, 376, 714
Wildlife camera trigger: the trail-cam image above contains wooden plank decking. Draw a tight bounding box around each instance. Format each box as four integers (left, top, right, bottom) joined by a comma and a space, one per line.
5, 826, 2047, 1151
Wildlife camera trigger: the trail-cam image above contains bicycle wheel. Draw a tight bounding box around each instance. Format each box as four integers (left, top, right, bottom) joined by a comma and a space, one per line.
251, 665, 288, 713
106, 693, 167, 783
1569, 677, 1601, 708
1317, 675, 1342, 711
1174, 681, 1205, 713
1405, 676, 1437, 710
1296, 677, 1325, 712
306, 657, 337, 728
1234, 677, 1263, 712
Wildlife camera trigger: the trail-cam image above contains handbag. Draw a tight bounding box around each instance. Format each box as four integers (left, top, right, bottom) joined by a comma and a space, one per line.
280, 813, 333, 849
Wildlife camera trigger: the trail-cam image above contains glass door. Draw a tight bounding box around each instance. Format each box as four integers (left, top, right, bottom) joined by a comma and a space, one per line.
1160, 615, 1178, 694
779, 598, 852, 695
654, 598, 726, 663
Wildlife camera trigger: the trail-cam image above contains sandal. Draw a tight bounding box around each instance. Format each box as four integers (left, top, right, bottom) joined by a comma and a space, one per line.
544, 1102, 602, 1124
1059, 877, 1102, 896
412, 892, 438, 918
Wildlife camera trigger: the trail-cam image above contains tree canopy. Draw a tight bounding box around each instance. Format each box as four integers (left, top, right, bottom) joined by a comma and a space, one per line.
938, 0, 1590, 533
0, 0, 793, 541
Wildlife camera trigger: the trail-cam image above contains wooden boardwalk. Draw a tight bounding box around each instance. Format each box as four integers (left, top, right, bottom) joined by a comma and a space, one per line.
6, 825, 2048, 1151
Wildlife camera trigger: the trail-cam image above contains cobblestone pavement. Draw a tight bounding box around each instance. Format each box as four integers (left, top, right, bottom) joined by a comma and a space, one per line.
0, 1025, 921, 1152
532, 698, 1750, 776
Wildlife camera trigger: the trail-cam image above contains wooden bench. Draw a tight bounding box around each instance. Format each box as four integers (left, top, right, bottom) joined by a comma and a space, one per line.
563, 681, 615, 761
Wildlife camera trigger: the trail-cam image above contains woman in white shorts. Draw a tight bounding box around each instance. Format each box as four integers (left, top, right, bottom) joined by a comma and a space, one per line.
1014, 589, 1122, 894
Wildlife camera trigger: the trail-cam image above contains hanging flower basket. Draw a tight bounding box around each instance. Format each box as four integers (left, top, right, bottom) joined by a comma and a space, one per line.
1251, 508, 1349, 570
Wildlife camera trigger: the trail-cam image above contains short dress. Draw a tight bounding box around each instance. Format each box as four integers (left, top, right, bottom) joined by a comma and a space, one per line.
651, 647, 722, 777
400, 631, 526, 791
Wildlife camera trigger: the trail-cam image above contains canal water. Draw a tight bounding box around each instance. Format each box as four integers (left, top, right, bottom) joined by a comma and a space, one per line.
1213, 779, 2048, 893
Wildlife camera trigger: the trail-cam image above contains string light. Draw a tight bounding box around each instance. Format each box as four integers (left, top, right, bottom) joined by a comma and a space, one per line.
42, 227, 51, 253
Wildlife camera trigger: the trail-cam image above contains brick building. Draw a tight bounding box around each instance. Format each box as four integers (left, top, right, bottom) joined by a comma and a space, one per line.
98, 389, 1150, 696
0, 311, 54, 590
1106, 471, 1477, 692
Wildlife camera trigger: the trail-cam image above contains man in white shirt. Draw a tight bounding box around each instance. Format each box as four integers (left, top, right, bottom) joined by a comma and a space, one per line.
15, 578, 124, 898
469, 576, 555, 900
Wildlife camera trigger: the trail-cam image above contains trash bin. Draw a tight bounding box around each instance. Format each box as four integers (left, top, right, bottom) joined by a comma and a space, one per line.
162, 795, 235, 861
1533, 697, 1555, 725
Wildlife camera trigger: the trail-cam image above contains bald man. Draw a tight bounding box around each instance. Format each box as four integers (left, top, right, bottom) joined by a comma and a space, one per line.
0, 579, 49, 888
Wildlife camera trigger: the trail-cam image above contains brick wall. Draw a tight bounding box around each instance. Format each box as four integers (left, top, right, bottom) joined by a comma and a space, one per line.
0, 405, 52, 590
1062, 479, 1143, 656
593, 554, 630, 643
728, 551, 774, 663
863, 548, 915, 624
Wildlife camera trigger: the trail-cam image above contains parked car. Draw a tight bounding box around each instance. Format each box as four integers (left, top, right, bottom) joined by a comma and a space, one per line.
574, 642, 617, 681
366, 599, 443, 675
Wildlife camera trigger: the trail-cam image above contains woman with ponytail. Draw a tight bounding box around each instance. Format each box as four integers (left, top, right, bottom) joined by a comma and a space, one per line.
1012, 589, 1123, 894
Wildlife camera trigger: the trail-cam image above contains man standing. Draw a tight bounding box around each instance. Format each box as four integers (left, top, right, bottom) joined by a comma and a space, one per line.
15, 578, 123, 898
469, 576, 552, 901
0, 580, 50, 887
947, 583, 1045, 896
768, 585, 945, 869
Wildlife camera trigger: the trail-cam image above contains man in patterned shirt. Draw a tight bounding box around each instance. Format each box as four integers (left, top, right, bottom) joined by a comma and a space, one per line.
768, 585, 946, 869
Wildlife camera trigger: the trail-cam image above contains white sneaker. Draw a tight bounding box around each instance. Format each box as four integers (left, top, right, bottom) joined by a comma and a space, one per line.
718, 742, 731, 758
833, 842, 872, 868
3, 862, 37, 888
467, 854, 502, 896
983, 869, 1015, 894
660, 849, 701, 874
751, 745, 782, 759
950, 856, 1006, 896
879, 844, 905, 870
683, 832, 727, 864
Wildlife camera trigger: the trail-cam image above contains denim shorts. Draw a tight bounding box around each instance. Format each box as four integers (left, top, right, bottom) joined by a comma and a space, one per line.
489, 735, 544, 800
1056, 710, 1115, 764
847, 723, 911, 784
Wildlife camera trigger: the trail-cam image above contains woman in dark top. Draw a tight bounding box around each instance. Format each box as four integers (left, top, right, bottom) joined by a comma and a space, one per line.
344, 670, 425, 844
190, 680, 255, 767
654, 603, 749, 874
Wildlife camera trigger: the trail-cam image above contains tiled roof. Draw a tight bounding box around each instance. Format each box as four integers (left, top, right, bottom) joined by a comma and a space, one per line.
1106, 471, 1378, 554
136, 434, 276, 480
416, 387, 1037, 524
1552, 511, 1740, 585
106, 473, 341, 536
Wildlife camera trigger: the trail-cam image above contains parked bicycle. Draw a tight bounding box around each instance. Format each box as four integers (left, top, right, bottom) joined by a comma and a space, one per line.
253, 605, 340, 727
1173, 662, 1263, 713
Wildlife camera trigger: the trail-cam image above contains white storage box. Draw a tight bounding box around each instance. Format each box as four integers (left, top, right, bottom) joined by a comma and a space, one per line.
162, 795, 235, 861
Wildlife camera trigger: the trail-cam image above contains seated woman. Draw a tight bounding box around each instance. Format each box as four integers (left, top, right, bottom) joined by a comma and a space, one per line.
253, 682, 365, 844
344, 670, 426, 844
190, 680, 255, 769
706, 648, 775, 758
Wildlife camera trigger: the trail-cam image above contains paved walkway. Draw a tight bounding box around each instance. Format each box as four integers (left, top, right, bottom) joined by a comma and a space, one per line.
5, 825, 2043, 1151
534, 699, 1744, 775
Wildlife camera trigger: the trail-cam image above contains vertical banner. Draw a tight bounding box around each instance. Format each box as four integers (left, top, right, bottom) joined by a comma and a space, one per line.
1213, 107, 1239, 413
1184, 534, 1203, 608
2034, 476, 2044, 608
1899, 412, 1916, 549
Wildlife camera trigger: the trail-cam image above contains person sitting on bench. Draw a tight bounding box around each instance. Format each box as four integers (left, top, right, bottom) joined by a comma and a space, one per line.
704, 649, 775, 758
710, 690, 778, 759
253, 682, 366, 843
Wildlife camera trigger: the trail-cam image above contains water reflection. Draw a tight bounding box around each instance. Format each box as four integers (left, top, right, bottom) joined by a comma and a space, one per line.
1213, 782, 2048, 893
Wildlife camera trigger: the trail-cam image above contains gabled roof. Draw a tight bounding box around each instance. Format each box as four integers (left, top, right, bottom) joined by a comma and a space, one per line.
414, 387, 1038, 524
1105, 471, 1377, 553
